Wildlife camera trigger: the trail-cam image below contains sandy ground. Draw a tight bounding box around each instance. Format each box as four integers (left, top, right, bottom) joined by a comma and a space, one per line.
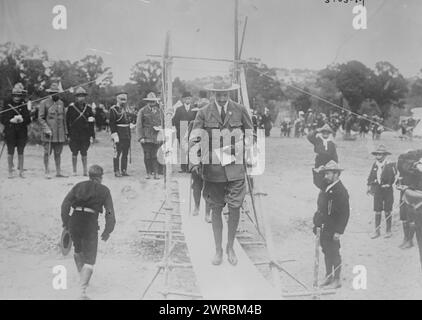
1, 129, 422, 300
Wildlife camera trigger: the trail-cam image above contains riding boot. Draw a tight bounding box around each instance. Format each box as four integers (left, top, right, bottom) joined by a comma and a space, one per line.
7, 155, 14, 179
82, 156, 88, 176
18, 154, 25, 178
79, 265, 93, 300
371, 213, 381, 239
72, 156, 78, 176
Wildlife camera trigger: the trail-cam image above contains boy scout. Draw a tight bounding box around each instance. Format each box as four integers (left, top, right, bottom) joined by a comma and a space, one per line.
190, 79, 253, 266
61, 165, 116, 299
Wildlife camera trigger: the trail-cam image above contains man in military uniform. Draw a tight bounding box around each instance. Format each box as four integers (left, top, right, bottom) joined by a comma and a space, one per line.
110, 92, 134, 177
66, 87, 95, 176
136, 92, 163, 179
313, 161, 350, 289
0, 83, 31, 178
190, 79, 253, 266
61, 164, 116, 299
38, 82, 68, 179
367, 145, 397, 239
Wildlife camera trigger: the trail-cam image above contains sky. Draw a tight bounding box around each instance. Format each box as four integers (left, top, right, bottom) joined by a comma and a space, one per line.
1, 0, 422, 84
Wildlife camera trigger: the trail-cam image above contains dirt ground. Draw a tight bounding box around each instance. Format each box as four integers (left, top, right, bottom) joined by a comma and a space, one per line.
1, 129, 422, 300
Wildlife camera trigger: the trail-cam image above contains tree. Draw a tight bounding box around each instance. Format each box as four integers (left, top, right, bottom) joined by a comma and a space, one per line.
292, 87, 312, 113
173, 77, 187, 98
245, 62, 284, 104
130, 59, 162, 98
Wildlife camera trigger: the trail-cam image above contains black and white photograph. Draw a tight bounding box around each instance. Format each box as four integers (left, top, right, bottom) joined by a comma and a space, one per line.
1, 0, 422, 305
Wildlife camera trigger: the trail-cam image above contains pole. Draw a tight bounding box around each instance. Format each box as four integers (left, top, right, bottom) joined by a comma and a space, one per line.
0, 141, 5, 161
312, 227, 321, 299
239, 16, 248, 59
234, 0, 240, 84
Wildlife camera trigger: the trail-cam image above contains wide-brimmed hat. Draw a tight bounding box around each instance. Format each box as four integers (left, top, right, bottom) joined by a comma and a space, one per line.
372, 145, 391, 155
60, 228, 72, 256
182, 91, 192, 99
317, 124, 334, 133
319, 160, 344, 173
12, 83, 27, 95
74, 87, 88, 96
143, 92, 160, 102
46, 82, 62, 93
204, 79, 240, 92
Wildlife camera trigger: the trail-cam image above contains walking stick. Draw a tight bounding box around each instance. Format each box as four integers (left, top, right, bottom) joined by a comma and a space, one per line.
188, 174, 193, 217
0, 141, 5, 161
312, 227, 321, 299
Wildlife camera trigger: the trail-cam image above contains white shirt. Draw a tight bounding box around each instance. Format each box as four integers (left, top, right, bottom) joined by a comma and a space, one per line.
326, 179, 340, 193
184, 103, 191, 112
215, 100, 228, 118
375, 160, 386, 184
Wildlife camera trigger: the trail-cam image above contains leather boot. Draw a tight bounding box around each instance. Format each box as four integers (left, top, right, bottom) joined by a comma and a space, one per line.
399, 222, 409, 249
81, 156, 88, 176
371, 213, 381, 239
74, 253, 84, 273
79, 265, 93, 300
7, 155, 14, 179
72, 156, 77, 176
18, 154, 25, 178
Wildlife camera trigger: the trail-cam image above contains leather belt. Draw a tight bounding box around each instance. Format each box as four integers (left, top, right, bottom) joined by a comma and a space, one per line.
74, 207, 96, 214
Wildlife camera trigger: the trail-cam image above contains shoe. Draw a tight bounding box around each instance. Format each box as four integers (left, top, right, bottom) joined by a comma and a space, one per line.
56, 173, 68, 178
115, 172, 122, 178
330, 279, 342, 289
320, 276, 333, 287
384, 231, 392, 239
212, 250, 223, 266
19, 171, 25, 179
153, 173, 160, 180
402, 240, 414, 249
371, 231, 380, 239
146, 173, 151, 179
192, 206, 199, 216
45, 173, 52, 180
226, 247, 238, 266
121, 170, 129, 177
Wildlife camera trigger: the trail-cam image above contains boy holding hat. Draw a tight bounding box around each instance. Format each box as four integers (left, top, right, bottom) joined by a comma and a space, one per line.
0, 83, 31, 178
38, 82, 68, 179
313, 160, 350, 289
367, 145, 397, 239
66, 87, 95, 176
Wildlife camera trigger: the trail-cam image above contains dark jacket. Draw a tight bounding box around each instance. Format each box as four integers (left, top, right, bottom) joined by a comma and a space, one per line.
367, 161, 397, 188
0, 99, 31, 141
190, 100, 253, 182
61, 180, 116, 235
315, 180, 350, 234
66, 102, 95, 140
136, 104, 164, 144
109, 105, 132, 140
397, 150, 422, 190
307, 130, 338, 167
172, 104, 197, 140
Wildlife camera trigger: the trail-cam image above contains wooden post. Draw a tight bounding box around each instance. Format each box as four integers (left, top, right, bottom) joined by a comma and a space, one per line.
312, 227, 321, 299
234, 0, 239, 84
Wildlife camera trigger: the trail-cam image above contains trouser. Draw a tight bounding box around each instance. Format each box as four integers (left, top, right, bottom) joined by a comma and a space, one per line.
6, 138, 26, 155
69, 137, 90, 157
141, 142, 159, 174
113, 139, 130, 173
320, 228, 342, 280
69, 212, 99, 266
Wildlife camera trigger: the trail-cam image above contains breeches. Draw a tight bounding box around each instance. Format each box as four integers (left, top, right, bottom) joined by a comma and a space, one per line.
69, 212, 99, 265
203, 179, 246, 209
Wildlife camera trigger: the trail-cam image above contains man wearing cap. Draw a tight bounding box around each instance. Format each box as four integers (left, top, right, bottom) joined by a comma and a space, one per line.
307, 124, 338, 189
61, 164, 116, 299
110, 92, 135, 177
38, 82, 68, 179
0, 83, 31, 178
66, 87, 95, 176
367, 145, 397, 239
189, 79, 253, 266
313, 160, 350, 289
136, 92, 164, 179
173, 91, 197, 173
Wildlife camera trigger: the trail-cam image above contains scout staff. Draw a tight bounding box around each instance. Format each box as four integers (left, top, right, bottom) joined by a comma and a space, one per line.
0, 83, 31, 178
38, 82, 68, 179
66, 87, 95, 176
136, 92, 164, 180
313, 161, 350, 289
110, 92, 134, 177
61, 165, 116, 299
367, 145, 397, 239
190, 79, 253, 266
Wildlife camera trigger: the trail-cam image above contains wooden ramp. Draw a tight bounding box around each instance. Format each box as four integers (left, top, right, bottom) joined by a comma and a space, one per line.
177, 176, 280, 300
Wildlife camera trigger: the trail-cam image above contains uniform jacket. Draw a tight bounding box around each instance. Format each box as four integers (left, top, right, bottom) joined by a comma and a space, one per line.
61, 180, 116, 235
315, 180, 350, 234
367, 161, 397, 188
172, 104, 197, 140
136, 104, 164, 144
307, 130, 338, 167
190, 100, 253, 183
38, 97, 67, 143
66, 102, 95, 140
109, 105, 132, 140
0, 99, 31, 141
397, 150, 422, 191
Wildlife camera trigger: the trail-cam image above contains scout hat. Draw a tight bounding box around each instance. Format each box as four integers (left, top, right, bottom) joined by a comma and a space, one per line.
143, 92, 160, 102
204, 79, 240, 92
319, 160, 344, 173
74, 87, 88, 96
46, 82, 62, 93
372, 145, 391, 155
182, 91, 192, 98
317, 124, 334, 133
60, 228, 73, 256
11, 83, 27, 95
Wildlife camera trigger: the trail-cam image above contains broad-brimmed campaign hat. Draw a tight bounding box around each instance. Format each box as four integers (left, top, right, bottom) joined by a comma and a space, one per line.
74, 87, 88, 96
46, 82, 62, 93
317, 124, 334, 133
204, 79, 240, 92
12, 83, 27, 95
319, 160, 344, 173
372, 145, 391, 155
182, 91, 192, 98
60, 228, 73, 256
143, 92, 160, 102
